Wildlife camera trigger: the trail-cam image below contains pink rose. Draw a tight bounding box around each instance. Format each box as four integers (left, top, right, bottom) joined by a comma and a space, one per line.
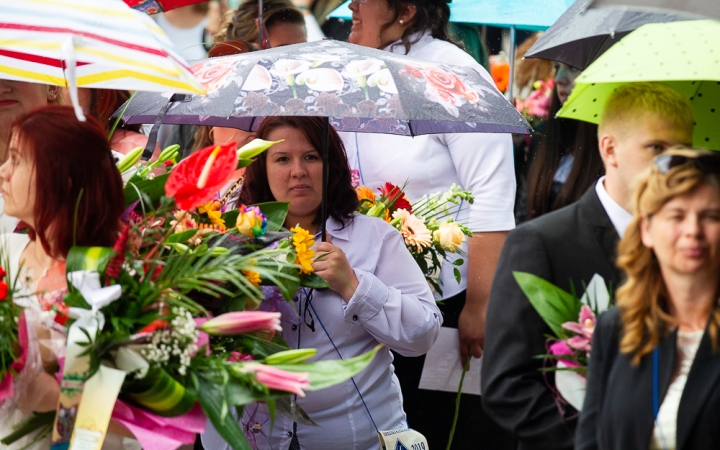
424, 67, 467, 96
191, 60, 235, 93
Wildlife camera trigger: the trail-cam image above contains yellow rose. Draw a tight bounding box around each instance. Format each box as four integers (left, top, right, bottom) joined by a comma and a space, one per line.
435, 222, 465, 252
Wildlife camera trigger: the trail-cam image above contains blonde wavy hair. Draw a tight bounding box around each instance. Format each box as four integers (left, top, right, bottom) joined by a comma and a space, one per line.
617, 147, 720, 364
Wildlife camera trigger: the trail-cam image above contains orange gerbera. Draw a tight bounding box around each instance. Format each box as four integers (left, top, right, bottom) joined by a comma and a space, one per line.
356, 185, 376, 203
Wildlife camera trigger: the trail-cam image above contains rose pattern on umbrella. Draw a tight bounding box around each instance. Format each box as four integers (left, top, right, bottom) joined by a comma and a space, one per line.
191, 59, 242, 95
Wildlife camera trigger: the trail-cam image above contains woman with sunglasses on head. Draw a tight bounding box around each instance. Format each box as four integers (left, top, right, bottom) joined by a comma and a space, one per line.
345, 0, 516, 447
576, 148, 720, 450
201, 116, 441, 450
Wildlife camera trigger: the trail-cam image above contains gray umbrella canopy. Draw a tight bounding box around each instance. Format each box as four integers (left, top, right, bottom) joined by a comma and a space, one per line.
526, 0, 690, 69
590, 0, 720, 20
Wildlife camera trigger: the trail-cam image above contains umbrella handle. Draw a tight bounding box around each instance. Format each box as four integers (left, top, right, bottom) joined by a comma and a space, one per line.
142, 94, 187, 161
320, 117, 329, 242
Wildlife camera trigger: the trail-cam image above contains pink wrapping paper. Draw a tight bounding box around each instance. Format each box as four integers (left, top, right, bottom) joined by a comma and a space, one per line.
111, 400, 206, 450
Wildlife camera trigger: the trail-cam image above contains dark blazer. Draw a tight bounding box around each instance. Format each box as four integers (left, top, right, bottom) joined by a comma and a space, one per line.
577, 307, 720, 450
482, 187, 622, 450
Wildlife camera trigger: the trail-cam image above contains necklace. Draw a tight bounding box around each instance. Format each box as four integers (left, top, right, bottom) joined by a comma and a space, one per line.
30, 240, 53, 278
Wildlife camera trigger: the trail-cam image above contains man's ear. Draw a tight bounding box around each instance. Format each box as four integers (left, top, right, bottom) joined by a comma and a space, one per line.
599, 133, 618, 169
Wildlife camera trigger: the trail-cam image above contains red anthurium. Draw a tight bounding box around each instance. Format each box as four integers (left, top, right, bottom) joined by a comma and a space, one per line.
165, 142, 238, 210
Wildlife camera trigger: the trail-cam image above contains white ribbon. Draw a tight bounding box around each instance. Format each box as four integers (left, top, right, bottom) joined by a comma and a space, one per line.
67, 270, 122, 335
61, 36, 87, 122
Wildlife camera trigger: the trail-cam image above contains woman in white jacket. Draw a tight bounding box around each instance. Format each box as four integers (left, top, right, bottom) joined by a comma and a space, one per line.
202, 116, 441, 449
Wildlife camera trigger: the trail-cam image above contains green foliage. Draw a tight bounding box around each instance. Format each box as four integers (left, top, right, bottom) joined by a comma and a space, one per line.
513, 271, 581, 338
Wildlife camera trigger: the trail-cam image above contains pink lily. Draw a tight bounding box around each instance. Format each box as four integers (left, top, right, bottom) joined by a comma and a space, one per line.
549, 340, 582, 368
566, 335, 592, 353
240, 364, 310, 397
201, 311, 282, 336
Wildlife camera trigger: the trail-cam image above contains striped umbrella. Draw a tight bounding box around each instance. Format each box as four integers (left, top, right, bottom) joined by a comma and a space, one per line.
124, 0, 207, 14
0, 0, 205, 120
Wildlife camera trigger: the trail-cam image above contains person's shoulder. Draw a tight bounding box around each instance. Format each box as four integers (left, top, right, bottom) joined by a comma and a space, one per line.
512, 199, 584, 241
597, 305, 621, 331
0, 232, 30, 249
411, 37, 487, 72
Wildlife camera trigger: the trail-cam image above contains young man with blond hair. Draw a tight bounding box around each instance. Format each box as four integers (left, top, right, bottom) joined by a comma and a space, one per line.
481, 83, 693, 450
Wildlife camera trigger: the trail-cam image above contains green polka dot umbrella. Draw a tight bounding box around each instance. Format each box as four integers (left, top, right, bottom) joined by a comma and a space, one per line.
557, 19, 720, 150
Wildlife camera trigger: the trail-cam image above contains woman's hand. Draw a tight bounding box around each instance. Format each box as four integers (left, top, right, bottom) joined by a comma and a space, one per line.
313, 235, 359, 302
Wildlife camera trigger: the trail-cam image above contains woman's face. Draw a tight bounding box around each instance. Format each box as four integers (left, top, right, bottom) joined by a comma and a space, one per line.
0, 132, 36, 224
264, 126, 323, 223
0, 80, 53, 143
348, 0, 399, 49
554, 63, 582, 105
641, 182, 720, 279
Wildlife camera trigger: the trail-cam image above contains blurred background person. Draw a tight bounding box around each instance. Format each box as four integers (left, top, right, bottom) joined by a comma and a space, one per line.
345, 0, 516, 447
155, 3, 212, 61
522, 63, 604, 222
577, 149, 720, 450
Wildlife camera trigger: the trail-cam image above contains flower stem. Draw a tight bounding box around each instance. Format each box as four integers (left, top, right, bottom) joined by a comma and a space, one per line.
446, 358, 471, 450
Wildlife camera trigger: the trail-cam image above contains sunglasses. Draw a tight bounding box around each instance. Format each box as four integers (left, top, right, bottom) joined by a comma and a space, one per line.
653, 153, 720, 175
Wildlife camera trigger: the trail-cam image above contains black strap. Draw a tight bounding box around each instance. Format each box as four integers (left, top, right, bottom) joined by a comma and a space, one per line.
142, 93, 188, 161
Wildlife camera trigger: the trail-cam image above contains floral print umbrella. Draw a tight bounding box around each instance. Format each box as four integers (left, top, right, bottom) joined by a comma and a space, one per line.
116, 40, 531, 136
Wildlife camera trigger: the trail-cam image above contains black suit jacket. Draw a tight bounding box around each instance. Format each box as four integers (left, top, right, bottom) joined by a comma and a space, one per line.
482, 188, 622, 450
577, 307, 720, 450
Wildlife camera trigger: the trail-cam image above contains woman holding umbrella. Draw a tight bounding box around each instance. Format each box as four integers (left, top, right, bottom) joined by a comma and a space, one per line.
202, 116, 442, 449
346, 0, 516, 447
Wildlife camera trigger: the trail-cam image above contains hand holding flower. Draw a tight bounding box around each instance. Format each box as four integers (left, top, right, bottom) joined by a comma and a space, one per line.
313, 235, 359, 302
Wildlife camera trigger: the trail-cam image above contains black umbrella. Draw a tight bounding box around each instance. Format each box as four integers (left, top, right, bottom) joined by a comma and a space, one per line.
115, 40, 530, 239
525, 0, 691, 69
590, 0, 720, 21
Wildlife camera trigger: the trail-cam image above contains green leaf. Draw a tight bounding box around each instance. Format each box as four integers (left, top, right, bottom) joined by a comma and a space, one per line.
237, 139, 283, 160
453, 267, 461, 284
513, 271, 581, 338
272, 345, 381, 391
167, 230, 198, 244
66, 246, 115, 273
222, 209, 240, 227
197, 378, 252, 450
237, 158, 255, 169
256, 202, 289, 232
452, 258, 464, 266
124, 174, 170, 207
299, 273, 329, 289
0, 411, 55, 445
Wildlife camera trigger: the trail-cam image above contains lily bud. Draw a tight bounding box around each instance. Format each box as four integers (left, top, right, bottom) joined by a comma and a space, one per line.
240, 363, 310, 397
201, 311, 282, 335
264, 348, 317, 365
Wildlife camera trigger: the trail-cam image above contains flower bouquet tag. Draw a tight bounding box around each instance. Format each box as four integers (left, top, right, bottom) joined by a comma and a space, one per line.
69, 365, 125, 450
378, 429, 428, 450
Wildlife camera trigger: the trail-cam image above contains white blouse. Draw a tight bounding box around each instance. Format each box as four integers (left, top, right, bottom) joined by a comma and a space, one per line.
203, 214, 442, 450
649, 330, 704, 450
342, 32, 516, 300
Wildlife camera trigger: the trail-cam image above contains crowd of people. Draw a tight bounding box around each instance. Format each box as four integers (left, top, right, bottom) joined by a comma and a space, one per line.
1, 0, 719, 450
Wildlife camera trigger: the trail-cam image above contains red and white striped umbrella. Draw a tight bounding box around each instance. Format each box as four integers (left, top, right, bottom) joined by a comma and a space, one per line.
0, 0, 205, 119
124, 0, 208, 14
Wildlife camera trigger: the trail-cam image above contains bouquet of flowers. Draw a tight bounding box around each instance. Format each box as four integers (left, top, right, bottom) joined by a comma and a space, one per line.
0, 263, 23, 409
513, 272, 611, 410
515, 78, 555, 128
356, 182, 473, 295
2, 140, 378, 450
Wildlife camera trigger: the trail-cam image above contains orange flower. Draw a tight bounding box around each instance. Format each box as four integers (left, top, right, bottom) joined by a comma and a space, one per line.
356, 185, 376, 203
491, 61, 510, 93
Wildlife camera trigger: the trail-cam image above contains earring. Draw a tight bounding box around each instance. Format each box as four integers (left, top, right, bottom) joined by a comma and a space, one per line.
399, 19, 404, 25
47, 89, 58, 101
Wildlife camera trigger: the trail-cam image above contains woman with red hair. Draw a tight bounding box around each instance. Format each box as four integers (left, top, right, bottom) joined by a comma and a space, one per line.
0, 105, 125, 449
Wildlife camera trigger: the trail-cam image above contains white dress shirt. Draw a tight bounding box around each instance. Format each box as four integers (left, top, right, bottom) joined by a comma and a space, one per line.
202, 214, 442, 450
342, 32, 516, 300
594, 176, 633, 237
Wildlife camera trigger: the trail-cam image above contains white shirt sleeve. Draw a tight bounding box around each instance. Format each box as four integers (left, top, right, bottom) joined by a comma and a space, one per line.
342, 228, 442, 357
442, 132, 516, 232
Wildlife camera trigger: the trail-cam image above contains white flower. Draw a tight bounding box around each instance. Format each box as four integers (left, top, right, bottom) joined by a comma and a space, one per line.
270, 59, 311, 77
296, 68, 344, 91
242, 65, 272, 91
343, 59, 384, 78
367, 68, 398, 94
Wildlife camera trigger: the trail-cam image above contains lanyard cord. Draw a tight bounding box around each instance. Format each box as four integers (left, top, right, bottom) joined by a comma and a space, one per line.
303, 288, 380, 434
652, 347, 670, 450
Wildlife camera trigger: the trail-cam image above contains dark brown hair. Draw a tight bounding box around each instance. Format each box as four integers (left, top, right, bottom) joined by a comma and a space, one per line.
87, 89, 141, 133
10, 105, 125, 258
237, 117, 358, 228
526, 88, 605, 220
216, 0, 304, 45
383, 0, 460, 54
